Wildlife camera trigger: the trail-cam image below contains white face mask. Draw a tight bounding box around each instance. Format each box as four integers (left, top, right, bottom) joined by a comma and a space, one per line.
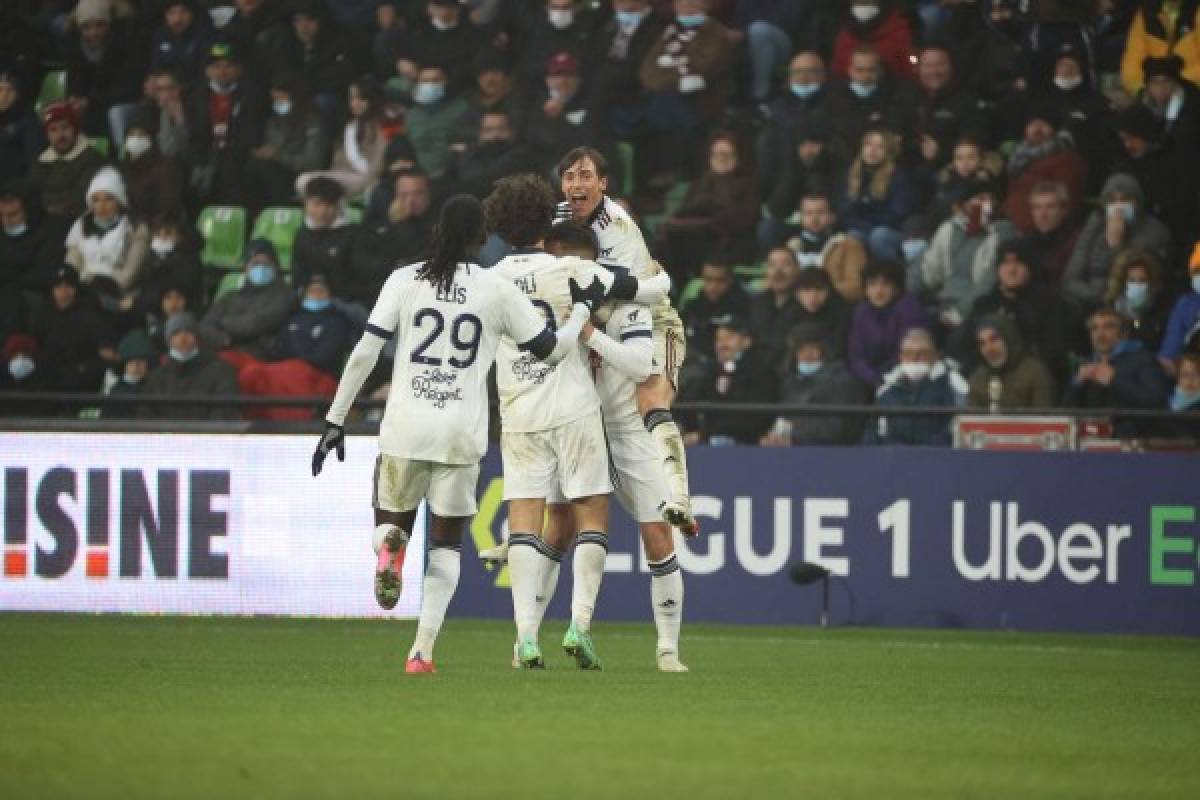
151, 236, 176, 257
8, 355, 35, 381
430, 16, 456, 31
851, 5, 880, 22
548, 9, 574, 29
125, 134, 152, 158
1054, 75, 1083, 91
900, 362, 931, 382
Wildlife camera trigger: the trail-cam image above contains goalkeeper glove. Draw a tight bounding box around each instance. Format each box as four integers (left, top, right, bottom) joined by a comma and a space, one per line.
312, 422, 345, 476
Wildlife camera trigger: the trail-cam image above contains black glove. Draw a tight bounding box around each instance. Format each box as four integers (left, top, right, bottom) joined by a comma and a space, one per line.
569, 276, 607, 312
312, 422, 345, 476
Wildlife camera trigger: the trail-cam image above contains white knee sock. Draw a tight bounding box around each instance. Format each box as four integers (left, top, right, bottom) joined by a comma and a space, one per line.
508, 533, 560, 641
571, 533, 608, 631
649, 554, 684, 654
408, 545, 461, 661
534, 549, 562, 628
645, 409, 690, 503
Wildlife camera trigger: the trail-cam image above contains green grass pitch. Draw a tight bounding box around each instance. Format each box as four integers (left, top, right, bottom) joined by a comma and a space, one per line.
2, 614, 1198, 799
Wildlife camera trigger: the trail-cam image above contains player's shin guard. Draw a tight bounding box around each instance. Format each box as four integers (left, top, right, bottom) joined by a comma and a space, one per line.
534, 545, 563, 629
649, 553, 684, 655
644, 409, 691, 509
571, 532, 608, 631
509, 533, 560, 642
408, 544, 461, 662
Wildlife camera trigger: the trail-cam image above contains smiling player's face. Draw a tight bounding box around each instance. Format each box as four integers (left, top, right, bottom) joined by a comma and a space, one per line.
560, 156, 607, 221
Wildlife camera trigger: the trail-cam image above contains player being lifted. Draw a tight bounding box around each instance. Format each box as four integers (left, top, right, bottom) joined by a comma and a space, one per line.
484, 174, 671, 670
311, 194, 598, 674
557, 147, 696, 535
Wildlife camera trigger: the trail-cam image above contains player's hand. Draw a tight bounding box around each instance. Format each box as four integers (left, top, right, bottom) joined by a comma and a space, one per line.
312, 422, 345, 476
569, 276, 607, 312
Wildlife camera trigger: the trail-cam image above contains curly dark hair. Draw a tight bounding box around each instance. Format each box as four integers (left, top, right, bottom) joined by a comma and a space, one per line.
483, 173, 556, 247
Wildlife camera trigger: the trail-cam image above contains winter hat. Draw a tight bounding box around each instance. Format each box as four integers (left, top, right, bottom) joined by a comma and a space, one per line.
207, 39, 239, 65
74, 0, 113, 25
117, 329, 154, 363
243, 237, 280, 266
1117, 103, 1164, 143
164, 311, 197, 341
546, 52, 579, 76
2, 334, 37, 361
1143, 55, 1184, 83
86, 166, 128, 209
125, 106, 158, 137
995, 237, 1040, 277
41, 100, 79, 132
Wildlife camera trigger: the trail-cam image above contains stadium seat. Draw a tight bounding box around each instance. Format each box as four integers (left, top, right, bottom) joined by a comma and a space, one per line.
617, 141, 635, 197
91, 136, 109, 158
35, 70, 66, 115
677, 277, 703, 311
197, 206, 247, 270
251, 207, 304, 269
735, 264, 766, 282
345, 205, 363, 224
213, 272, 244, 301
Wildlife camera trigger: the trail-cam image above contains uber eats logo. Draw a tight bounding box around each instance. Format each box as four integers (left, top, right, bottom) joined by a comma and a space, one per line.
1152, 506, 1200, 586
3, 467, 230, 580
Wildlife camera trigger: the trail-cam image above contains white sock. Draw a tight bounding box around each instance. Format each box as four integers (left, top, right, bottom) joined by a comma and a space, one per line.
534, 549, 562, 628
571, 533, 608, 631
649, 554, 684, 653
408, 545, 461, 661
508, 533, 558, 641
645, 410, 690, 503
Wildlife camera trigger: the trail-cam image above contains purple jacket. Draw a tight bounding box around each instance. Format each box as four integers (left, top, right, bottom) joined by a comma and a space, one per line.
848, 292, 931, 387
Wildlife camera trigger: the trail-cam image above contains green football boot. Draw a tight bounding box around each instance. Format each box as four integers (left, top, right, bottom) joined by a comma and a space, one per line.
562, 620, 602, 671
517, 637, 545, 670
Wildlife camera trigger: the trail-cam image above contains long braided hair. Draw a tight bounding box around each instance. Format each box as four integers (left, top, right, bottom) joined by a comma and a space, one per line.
417, 194, 486, 293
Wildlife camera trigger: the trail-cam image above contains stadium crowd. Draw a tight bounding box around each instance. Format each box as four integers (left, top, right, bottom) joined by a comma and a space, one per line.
1, 0, 1200, 445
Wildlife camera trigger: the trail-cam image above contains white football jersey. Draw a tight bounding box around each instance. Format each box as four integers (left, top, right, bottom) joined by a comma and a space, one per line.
494, 250, 614, 433
366, 262, 548, 464
589, 195, 656, 280
594, 302, 653, 435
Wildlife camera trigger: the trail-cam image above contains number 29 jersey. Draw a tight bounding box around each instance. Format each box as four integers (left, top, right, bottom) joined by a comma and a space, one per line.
367, 262, 548, 465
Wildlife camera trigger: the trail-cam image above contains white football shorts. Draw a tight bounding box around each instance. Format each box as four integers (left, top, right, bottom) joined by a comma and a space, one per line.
501, 410, 613, 501
373, 455, 480, 518
548, 426, 668, 524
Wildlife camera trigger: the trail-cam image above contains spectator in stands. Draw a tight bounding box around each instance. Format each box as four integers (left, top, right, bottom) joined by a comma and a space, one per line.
136, 213, 203, 319
0, 69, 44, 186
656, 130, 758, 280
1168, 352, 1200, 417
682, 258, 751, 359
143, 278, 219, 358
1023, 180, 1082, 285
145, 67, 191, 162
450, 50, 517, 148
64, 166, 149, 311
837, 128, 913, 261
103, 328, 153, 417
1159, 245, 1200, 373
514, 0, 599, 93
1115, 97, 1196, 244
758, 51, 829, 198
864, 327, 966, 446
200, 238, 295, 359
761, 324, 867, 447
584, 0, 667, 141
794, 266, 853, 359
444, 110, 540, 200
223, 0, 286, 58
271, 274, 354, 377
729, 1, 807, 108
407, 61, 470, 179
0, 180, 65, 295
0, 333, 46, 413
831, 0, 914, 84
967, 315, 1057, 410
899, 43, 985, 165
907, 136, 1004, 247
759, 118, 838, 251
64, 0, 146, 142
961, 0, 1031, 117
243, 73, 329, 214
951, 238, 1081, 385
268, 0, 357, 121
779, 192, 867, 304
1003, 104, 1087, 234
32, 265, 115, 394
1142, 55, 1200, 148
118, 109, 183, 224
679, 315, 777, 445
297, 76, 387, 201
149, 0, 214, 82
1106, 248, 1173, 353
638, 0, 734, 180
1064, 306, 1170, 434
749, 247, 802, 360
381, 0, 484, 98
912, 171, 1016, 330
1121, 0, 1200, 93
848, 259, 929, 388
826, 45, 906, 162
519, 52, 611, 172
1045, 43, 1116, 194
143, 310, 240, 420
1063, 172, 1171, 311
28, 101, 105, 220
186, 39, 267, 207
293, 177, 357, 294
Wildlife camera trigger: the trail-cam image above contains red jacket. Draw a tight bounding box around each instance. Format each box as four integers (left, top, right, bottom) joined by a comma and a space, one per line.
1004, 150, 1088, 234
832, 9, 914, 83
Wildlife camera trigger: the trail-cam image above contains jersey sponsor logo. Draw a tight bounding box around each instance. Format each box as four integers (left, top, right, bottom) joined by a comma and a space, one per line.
510, 353, 553, 385
410, 367, 464, 408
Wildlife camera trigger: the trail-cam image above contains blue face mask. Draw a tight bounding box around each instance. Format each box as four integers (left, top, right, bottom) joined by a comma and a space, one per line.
795, 361, 822, 376
413, 82, 445, 105
302, 297, 331, 312
677, 13, 706, 28
615, 10, 645, 28
849, 81, 876, 98
1192, 274, 1200, 295
272, 100, 292, 116
790, 82, 820, 99
1124, 281, 1149, 309
246, 264, 275, 286
169, 347, 198, 363
1171, 387, 1200, 411
4, 222, 27, 237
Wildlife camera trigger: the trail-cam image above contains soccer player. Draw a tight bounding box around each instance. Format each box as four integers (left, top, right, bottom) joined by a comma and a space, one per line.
484, 174, 670, 670
311, 194, 599, 675
557, 146, 697, 535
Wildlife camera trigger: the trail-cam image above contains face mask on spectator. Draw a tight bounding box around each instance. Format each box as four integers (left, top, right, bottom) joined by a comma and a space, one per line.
1054, 75, 1083, 91
125, 134, 152, 158
1124, 281, 1148, 309
900, 363, 931, 382
123, 369, 144, 385
169, 347, 198, 363
3, 222, 27, 237
616, 10, 646, 29
1192, 274, 1200, 294
849, 81, 876, 98
850, 5, 879, 22
8, 355, 34, 381
302, 297, 331, 312
246, 263, 275, 286
548, 9, 574, 29
795, 361, 821, 376
790, 82, 820, 98
676, 13, 706, 28
94, 214, 119, 231
413, 82, 445, 105
1172, 387, 1200, 411
431, 16, 457, 31
209, 79, 237, 94
272, 99, 292, 116
1107, 201, 1135, 223
151, 236, 176, 257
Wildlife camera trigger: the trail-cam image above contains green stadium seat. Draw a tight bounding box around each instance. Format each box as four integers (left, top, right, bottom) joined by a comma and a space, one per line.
617, 141, 635, 197
90, 136, 109, 158
664, 181, 690, 215
345, 205, 363, 224
197, 206, 247, 270
251, 207, 304, 269
35, 70, 66, 115
213, 272, 244, 301
678, 277, 703, 311
735, 263, 766, 282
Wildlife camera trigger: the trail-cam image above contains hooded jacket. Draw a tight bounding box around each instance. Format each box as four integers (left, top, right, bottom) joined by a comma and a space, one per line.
915, 215, 1018, 319
864, 358, 967, 446
28, 133, 106, 219
966, 315, 1058, 410
831, 3, 915, 83
64, 167, 150, 294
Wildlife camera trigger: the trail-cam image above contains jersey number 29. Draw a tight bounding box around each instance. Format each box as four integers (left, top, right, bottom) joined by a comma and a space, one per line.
410, 308, 482, 368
